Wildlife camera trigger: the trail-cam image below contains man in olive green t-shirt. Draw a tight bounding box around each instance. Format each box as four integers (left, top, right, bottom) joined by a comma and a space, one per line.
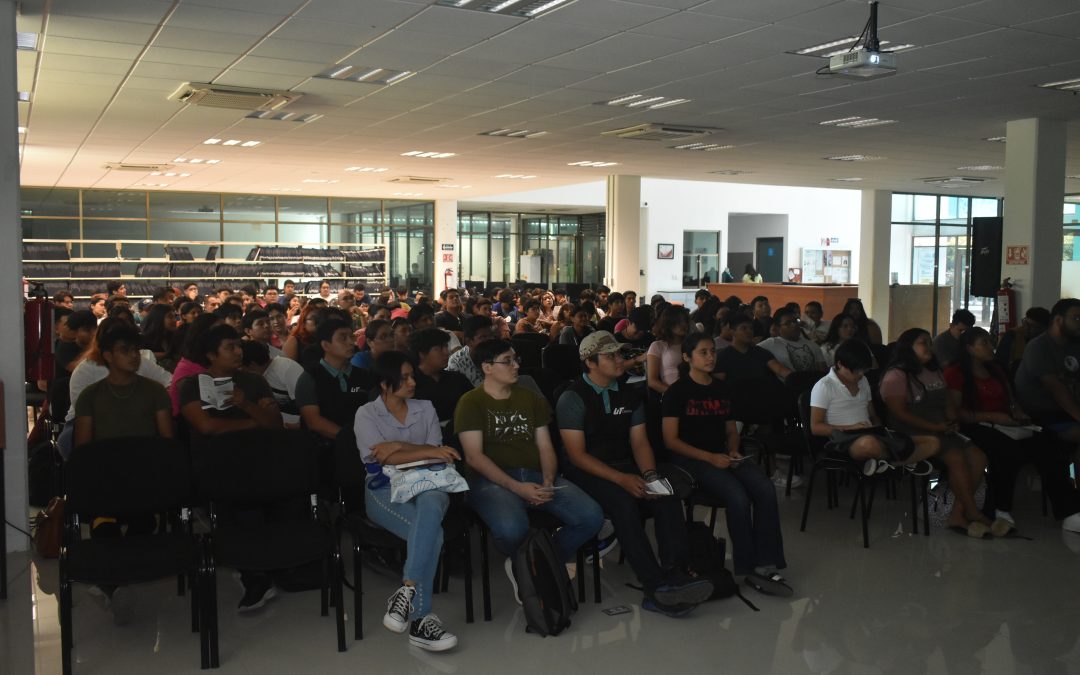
454, 339, 602, 597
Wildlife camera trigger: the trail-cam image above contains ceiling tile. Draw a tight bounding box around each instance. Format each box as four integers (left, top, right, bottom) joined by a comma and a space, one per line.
165, 4, 287, 36
395, 5, 523, 38
541, 33, 691, 73
629, 11, 764, 42
47, 16, 160, 44
247, 38, 354, 63
537, 0, 676, 31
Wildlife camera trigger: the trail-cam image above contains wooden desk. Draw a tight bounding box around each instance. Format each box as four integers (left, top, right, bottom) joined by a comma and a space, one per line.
706, 283, 860, 318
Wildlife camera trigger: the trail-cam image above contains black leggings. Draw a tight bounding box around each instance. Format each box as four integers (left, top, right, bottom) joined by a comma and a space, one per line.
961, 425, 1080, 519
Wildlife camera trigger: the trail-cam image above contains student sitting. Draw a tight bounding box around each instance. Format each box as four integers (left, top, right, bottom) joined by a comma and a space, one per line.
408, 328, 473, 445
809, 339, 938, 478
350, 318, 393, 370
663, 332, 791, 597
1014, 298, 1080, 445
714, 314, 791, 384
931, 309, 976, 368
758, 307, 827, 376
646, 305, 690, 395
240, 341, 305, 427
447, 315, 495, 387
296, 318, 375, 442
558, 302, 596, 347
880, 329, 994, 537
242, 308, 283, 358
994, 306, 1049, 369
455, 339, 603, 600
354, 351, 461, 651
945, 327, 1080, 533
801, 301, 829, 344
558, 332, 713, 617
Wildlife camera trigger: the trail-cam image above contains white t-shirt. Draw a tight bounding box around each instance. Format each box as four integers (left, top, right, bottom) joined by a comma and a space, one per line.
263, 356, 304, 425
759, 336, 826, 374
809, 367, 871, 427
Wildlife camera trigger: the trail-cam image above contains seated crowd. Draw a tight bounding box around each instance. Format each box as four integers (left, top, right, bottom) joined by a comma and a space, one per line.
39, 279, 1080, 653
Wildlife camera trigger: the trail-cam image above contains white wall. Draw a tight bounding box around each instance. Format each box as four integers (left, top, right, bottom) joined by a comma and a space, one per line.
639, 178, 862, 297
1062, 261, 1080, 298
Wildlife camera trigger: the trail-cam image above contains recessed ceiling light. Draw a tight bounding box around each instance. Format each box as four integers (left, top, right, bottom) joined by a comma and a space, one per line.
983, 136, 1007, 143
956, 165, 1003, 171
18, 91, 30, 102
16, 32, 38, 51
819, 116, 897, 128
480, 129, 548, 138
301, 179, 340, 184
136, 183, 169, 188
830, 177, 863, 182
392, 192, 424, 197
1068, 174, 1080, 180
435, 0, 574, 18
1037, 77, 1080, 91
150, 172, 192, 177
17, 126, 26, 134
345, 167, 390, 173
599, 94, 691, 110
246, 111, 323, 123
709, 169, 754, 176
316, 64, 415, 86
174, 158, 222, 165
495, 174, 538, 179
436, 184, 472, 189
204, 138, 222, 145
568, 161, 619, 167
267, 187, 301, 192
401, 151, 456, 158
670, 143, 734, 151
824, 154, 883, 162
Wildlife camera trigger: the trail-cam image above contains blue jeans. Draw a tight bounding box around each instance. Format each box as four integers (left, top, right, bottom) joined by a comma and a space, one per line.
365, 479, 450, 619
466, 469, 603, 562
676, 456, 787, 575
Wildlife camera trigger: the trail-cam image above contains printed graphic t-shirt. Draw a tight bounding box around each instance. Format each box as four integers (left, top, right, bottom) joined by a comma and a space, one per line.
454, 384, 550, 471
661, 376, 733, 454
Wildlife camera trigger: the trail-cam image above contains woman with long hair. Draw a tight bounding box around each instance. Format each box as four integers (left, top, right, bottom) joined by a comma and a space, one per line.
355, 351, 461, 651
549, 302, 575, 344
141, 303, 179, 370
646, 305, 689, 395
821, 313, 860, 368
881, 328, 993, 537
946, 327, 1080, 532
538, 291, 557, 331
662, 332, 790, 596
284, 304, 326, 361
742, 264, 763, 283
842, 298, 883, 346
167, 312, 221, 417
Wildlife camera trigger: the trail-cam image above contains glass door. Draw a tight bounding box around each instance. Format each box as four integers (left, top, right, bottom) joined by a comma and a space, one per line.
682, 230, 721, 288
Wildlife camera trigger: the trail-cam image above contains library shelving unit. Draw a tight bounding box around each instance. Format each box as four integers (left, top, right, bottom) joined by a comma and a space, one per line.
22, 239, 388, 299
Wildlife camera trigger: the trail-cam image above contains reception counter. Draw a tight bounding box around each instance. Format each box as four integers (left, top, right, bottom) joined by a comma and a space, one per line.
706, 283, 859, 318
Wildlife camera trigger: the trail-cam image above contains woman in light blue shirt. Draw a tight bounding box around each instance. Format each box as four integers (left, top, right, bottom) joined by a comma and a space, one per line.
353, 350, 461, 652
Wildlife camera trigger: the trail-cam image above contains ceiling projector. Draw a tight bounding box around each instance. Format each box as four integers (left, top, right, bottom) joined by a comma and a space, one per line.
828, 48, 896, 78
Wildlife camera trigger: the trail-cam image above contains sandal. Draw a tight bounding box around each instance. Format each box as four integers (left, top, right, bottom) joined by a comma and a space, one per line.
744, 572, 794, 598
990, 518, 1016, 537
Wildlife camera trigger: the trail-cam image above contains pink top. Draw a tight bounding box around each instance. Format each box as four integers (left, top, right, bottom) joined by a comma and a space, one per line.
169, 357, 207, 417
879, 368, 946, 404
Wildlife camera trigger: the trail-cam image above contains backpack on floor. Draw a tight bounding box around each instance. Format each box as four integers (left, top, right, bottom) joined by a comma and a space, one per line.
686, 521, 737, 601
512, 528, 577, 636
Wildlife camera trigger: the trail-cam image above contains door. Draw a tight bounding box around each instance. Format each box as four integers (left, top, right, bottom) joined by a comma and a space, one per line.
755, 237, 784, 282
683, 230, 721, 288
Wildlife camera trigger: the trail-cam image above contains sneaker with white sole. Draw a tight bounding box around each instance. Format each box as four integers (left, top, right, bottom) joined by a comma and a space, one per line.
903, 460, 934, 476
237, 576, 277, 613
585, 519, 618, 563
771, 469, 804, 489
384, 585, 416, 634
862, 459, 885, 476
1063, 512, 1080, 534
995, 510, 1015, 526
409, 614, 457, 652
504, 557, 521, 605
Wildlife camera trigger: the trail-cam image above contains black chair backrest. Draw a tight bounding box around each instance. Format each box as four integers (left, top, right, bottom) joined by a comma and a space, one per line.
511, 335, 544, 369
730, 376, 790, 424
191, 428, 319, 506
66, 436, 192, 519
542, 343, 581, 382
797, 391, 827, 460
334, 425, 366, 490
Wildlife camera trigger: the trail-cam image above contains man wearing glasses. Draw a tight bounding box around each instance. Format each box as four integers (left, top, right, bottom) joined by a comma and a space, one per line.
455, 339, 603, 601
758, 307, 827, 377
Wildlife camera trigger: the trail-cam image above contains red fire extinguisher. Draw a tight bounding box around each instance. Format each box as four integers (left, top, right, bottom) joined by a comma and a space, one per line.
24, 282, 54, 382
996, 277, 1018, 333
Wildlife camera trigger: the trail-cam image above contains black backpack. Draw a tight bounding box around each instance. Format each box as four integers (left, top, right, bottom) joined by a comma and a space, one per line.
686, 521, 738, 601
511, 528, 577, 636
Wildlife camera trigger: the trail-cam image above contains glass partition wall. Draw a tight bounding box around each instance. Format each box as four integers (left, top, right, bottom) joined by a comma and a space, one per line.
890, 193, 1001, 335
457, 211, 605, 287
20, 187, 434, 293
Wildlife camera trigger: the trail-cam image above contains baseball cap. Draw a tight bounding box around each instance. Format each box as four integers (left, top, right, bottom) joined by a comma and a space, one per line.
579, 330, 622, 361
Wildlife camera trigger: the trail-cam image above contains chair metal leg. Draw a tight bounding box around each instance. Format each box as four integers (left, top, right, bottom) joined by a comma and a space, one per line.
479, 526, 492, 622
865, 479, 878, 519
922, 477, 931, 537
591, 540, 601, 604
576, 549, 586, 603
433, 556, 442, 596
785, 458, 795, 497
909, 472, 919, 535
859, 479, 870, 549
320, 558, 329, 617
59, 564, 73, 675
463, 528, 474, 624
198, 553, 209, 670
332, 549, 346, 653
353, 538, 363, 640
205, 545, 220, 669
850, 480, 863, 520
190, 569, 200, 634
800, 465, 818, 532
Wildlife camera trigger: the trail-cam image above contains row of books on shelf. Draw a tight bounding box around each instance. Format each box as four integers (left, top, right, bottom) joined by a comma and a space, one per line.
32, 278, 387, 298
23, 262, 384, 279
22, 242, 387, 263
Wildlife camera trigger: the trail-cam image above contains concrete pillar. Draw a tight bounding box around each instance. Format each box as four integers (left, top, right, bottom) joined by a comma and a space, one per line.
1, 0, 28, 555
858, 189, 891, 339
1003, 118, 1066, 311
433, 199, 457, 293
605, 175, 642, 295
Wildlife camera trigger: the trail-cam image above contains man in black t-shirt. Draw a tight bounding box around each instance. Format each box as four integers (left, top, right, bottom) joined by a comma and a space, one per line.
597, 292, 626, 333
409, 328, 472, 445
434, 289, 465, 338
715, 315, 791, 384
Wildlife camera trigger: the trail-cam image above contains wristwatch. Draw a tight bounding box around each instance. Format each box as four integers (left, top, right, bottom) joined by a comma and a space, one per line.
641, 469, 659, 482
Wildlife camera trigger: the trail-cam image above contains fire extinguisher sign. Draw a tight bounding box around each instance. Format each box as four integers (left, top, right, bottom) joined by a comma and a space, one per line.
1005, 245, 1029, 265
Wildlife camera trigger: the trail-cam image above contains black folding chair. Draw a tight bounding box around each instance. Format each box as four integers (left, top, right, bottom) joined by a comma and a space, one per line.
192, 428, 345, 667
542, 343, 582, 383
59, 437, 204, 674
511, 333, 548, 369
333, 426, 475, 640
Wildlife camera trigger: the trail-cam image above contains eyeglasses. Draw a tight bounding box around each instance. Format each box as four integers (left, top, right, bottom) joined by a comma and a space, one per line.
487, 356, 522, 367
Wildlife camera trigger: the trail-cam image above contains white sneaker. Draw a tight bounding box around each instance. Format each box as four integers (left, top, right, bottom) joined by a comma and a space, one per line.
504, 558, 521, 605
383, 585, 416, 634
409, 614, 457, 652
995, 510, 1015, 526
1062, 512, 1080, 534
771, 469, 804, 489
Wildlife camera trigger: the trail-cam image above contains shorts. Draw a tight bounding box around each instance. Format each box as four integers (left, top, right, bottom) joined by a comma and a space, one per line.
830, 429, 915, 463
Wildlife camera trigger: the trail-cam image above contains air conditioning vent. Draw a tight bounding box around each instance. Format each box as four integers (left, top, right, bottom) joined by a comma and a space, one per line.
387, 176, 448, 185
103, 162, 172, 172
922, 176, 989, 188
168, 82, 301, 111
602, 123, 719, 141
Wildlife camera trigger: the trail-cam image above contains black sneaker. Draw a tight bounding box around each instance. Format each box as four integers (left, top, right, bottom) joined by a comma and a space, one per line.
586, 519, 618, 563
903, 460, 933, 476
745, 572, 793, 597
409, 614, 458, 652
651, 572, 714, 607
237, 576, 277, 613
383, 585, 416, 634
641, 597, 696, 618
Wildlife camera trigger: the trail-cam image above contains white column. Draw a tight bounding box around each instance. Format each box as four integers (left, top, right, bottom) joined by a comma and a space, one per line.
605, 175, 642, 295
858, 189, 891, 339
1003, 118, 1066, 311
433, 199, 457, 293
1, 0, 28, 554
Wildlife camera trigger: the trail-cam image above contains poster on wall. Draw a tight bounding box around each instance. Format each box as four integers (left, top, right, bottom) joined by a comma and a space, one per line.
801, 249, 851, 284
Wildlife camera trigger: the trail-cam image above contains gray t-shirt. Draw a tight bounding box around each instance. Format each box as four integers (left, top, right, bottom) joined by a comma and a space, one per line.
932, 330, 961, 368
759, 336, 826, 374
1015, 333, 1080, 414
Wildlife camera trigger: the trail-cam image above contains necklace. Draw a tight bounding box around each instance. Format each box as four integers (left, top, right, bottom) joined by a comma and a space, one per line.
104, 379, 137, 399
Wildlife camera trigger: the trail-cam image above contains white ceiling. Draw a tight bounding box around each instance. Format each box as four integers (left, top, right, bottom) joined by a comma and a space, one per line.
14, 0, 1080, 201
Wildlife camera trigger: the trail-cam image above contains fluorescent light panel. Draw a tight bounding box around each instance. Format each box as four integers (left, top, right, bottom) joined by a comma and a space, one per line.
495, 174, 537, 179
401, 151, 456, 158
434, 0, 574, 17
600, 94, 691, 110
831, 177, 863, 182
1038, 77, 1080, 90
346, 167, 389, 173
671, 143, 734, 151
983, 136, 1007, 143
204, 138, 261, 146
709, 170, 753, 175
819, 116, 897, 128
16, 32, 38, 51
568, 161, 618, 167
480, 128, 547, 138
246, 111, 322, 123
956, 165, 1003, 171
316, 65, 414, 86
824, 154, 883, 162
793, 36, 916, 57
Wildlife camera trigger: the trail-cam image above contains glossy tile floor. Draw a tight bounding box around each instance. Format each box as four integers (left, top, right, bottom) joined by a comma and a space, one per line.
4, 472, 1080, 675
